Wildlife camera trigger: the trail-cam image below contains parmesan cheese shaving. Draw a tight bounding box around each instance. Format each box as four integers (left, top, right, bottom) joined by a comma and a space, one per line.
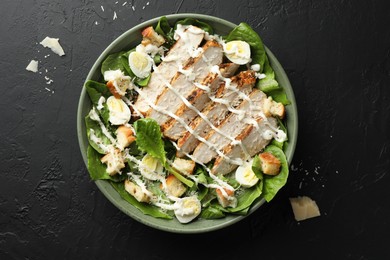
289, 196, 321, 221
40, 37, 65, 56
26, 60, 38, 72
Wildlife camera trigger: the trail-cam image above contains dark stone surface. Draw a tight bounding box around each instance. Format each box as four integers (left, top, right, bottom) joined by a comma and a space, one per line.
1, 0, 389, 259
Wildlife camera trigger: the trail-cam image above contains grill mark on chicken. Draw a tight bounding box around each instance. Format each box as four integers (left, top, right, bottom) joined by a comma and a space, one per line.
134, 26, 205, 115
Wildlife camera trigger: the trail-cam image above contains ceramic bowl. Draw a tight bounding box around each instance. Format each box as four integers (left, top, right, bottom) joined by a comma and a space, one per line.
77, 13, 298, 233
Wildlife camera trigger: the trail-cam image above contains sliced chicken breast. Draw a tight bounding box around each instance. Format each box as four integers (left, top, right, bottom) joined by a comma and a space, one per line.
134, 26, 205, 115
147, 40, 223, 126
162, 63, 239, 140
176, 70, 256, 157
191, 88, 267, 164
211, 116, 278, 175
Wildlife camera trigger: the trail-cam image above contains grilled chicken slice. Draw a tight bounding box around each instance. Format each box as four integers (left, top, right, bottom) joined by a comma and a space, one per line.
176, 70, 256, 157
147, 40, 223, 126
211, 117, 278, 175
134, 25, 205, 115
162, 63, 239, 140
191, 88, 267, 164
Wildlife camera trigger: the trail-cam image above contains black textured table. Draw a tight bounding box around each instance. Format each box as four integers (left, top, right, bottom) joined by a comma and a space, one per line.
1, 1, 389, 259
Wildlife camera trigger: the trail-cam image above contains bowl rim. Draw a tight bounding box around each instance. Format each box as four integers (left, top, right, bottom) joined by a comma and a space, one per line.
77, 13, 298, 233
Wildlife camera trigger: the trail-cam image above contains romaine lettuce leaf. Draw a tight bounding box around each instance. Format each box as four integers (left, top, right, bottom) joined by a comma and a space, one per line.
85, 80, 111, 106
134, 118, 194, 187
134, 118, 166, 163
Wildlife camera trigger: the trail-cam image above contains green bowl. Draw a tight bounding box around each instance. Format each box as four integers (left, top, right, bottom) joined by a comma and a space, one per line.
77, 13, 298, 233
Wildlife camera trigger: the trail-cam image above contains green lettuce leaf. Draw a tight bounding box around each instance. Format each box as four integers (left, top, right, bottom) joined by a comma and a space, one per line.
134, 118, 194, 187
200, 205, 225, 219
266, 88, 291, 105
251, 155, 264, 179
85, 115, 112, 154
134, 118, 166, 163
227, 181, 263, 213
101, 51, 129, 76
85, 80, 111, 106
175, 18, 214, 34
271, 117, 289, 149
111, 181, 172, 219
262, 145, 289, 202
225, 22, 267, 72
87, 145, 125, 182
258, 55, 279, 92
155, 16, 175, 47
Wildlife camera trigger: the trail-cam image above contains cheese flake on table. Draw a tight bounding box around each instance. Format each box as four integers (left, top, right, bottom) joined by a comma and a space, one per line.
40, 37, 65, 56
289, 196, 321, 221
26, 60, 38, 72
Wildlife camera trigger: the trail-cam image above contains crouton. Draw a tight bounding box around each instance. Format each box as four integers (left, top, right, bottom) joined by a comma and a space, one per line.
141, 26, 165, 47
124, 179, 150, 203
172, 158, 196, 176
263, 96, 285, 119
100, 149, 125, 176
106, 81, 122, 98
163, 174, 187, 197
216, 188, 237, 208
258, 152, 281, 175
116, 125, 136, 150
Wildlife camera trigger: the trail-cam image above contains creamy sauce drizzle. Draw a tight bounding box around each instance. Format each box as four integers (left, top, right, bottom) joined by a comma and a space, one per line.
170, 141, 235, 200
89, 129, 112, 153
89, 107, 117, 145
124, 151, 180, 203
134, 85, 242, 166
122, 96, 144, 118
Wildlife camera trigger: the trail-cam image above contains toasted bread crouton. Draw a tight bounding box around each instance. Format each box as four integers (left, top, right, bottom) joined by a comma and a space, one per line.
258, 152, 281, 175
263, 96, 285, 119
116, 125, 136, 150
164, 174, 187, 197
106, 78, 133, 98
106, 81, 122, 98
216, 188, 237, 208
141, 26, 165, 46
100, 149, 125, 176
124, 179, 150, 203
172, 158, 196, 176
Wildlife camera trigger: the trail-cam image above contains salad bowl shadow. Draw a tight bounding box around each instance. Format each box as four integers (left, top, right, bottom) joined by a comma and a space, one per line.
77, 13, 298, 233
